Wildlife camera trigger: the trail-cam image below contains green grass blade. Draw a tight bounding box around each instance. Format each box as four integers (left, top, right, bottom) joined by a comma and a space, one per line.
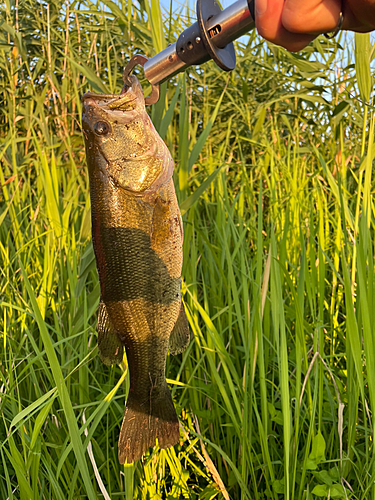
19, 261, 97, 500
355, 33, 372, 103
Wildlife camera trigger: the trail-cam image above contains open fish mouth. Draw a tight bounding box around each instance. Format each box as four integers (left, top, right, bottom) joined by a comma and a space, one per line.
82, 92, 138, 114
82, 75, 144, 115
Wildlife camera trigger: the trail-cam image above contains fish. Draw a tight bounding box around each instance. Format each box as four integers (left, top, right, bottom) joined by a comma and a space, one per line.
81, 75, 190, 464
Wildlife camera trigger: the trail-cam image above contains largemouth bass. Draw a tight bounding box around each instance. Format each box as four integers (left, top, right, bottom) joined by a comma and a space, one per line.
82, 76, 190, 463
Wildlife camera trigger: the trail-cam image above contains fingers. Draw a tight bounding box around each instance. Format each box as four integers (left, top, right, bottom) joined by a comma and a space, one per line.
282, 0, 341, 34
255, 0, 375, 50
255, 0, 341, 51
255, 0, 317, 51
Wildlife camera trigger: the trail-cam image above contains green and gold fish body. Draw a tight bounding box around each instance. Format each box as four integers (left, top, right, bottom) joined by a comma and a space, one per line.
82, 76, 189, 463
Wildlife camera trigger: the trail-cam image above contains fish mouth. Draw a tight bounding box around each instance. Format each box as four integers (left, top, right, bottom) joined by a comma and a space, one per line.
82, 92, 138, 115
82, 75, 143, 116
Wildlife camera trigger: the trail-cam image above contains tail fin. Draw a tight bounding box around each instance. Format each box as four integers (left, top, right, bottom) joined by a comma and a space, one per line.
118, 382, 180, 464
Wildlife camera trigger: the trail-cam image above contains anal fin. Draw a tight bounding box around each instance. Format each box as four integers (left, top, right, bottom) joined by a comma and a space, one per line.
169, 302, 190, 355
97, 302, 124, 366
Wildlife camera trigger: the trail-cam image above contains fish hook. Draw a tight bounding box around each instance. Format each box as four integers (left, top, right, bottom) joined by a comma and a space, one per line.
123, 55, 160, 105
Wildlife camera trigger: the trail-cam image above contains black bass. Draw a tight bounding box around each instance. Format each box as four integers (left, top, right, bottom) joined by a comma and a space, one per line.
81, 76, 190, 463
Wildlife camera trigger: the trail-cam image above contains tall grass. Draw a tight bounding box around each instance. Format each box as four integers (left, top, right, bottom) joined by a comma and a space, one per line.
1, 0, 375, 498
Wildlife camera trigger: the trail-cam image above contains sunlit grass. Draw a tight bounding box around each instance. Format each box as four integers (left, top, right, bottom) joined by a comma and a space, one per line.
1, 0, 375, 498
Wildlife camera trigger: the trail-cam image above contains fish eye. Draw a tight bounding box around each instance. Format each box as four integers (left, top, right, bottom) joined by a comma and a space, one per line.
94, 121, 111, 136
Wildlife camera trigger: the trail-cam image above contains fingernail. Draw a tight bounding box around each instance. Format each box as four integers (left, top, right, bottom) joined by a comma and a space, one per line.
256, 0, 267, 17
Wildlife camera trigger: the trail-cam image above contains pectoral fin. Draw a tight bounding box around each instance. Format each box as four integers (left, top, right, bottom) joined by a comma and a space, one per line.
150, 196, 172, 253
169, 302, 190, 355
97, 302, 124, 365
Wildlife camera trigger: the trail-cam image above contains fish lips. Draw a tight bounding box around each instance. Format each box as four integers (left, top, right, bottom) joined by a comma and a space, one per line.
81, 93, 140, 131
81, 75, 145, 128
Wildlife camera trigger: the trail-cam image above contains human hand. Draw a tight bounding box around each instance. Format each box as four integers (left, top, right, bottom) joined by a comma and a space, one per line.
255, 0, 375, 51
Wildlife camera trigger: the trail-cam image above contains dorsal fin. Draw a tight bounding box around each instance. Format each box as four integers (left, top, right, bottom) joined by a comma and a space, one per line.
169, 302, 190, 355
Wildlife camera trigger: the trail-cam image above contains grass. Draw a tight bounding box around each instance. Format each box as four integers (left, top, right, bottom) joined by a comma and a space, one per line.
1, 0, 375, 498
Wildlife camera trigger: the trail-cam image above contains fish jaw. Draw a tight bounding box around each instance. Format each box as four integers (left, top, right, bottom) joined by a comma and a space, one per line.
81, 75, 173, 194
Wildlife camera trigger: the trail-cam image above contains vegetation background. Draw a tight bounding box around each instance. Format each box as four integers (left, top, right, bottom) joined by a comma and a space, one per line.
1, 0, 375, 498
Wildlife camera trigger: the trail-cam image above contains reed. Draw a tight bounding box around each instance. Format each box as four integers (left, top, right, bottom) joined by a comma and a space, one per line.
1, 0, 374, 498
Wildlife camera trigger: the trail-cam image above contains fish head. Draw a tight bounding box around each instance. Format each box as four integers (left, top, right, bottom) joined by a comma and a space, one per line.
82, 76, 173, 193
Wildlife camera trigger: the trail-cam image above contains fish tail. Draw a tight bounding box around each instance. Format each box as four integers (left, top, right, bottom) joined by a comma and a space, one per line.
118, 382, 180, 464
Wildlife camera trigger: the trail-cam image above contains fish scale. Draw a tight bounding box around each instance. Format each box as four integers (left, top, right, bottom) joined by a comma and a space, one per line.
82, 75, 190, 463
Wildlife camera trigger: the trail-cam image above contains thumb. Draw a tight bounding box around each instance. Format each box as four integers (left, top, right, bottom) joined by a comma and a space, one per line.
282, 0, 342, 35
255, 0, 316, 51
